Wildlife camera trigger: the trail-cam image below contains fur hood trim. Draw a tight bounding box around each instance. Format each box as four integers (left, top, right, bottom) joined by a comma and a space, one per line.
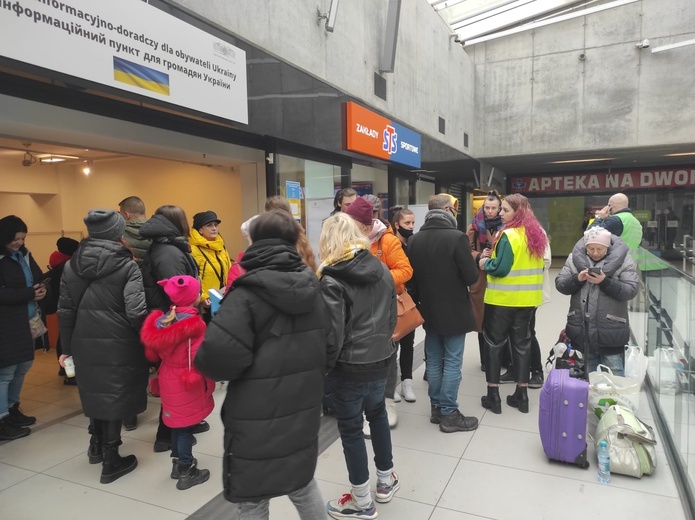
140, 310, 206, 356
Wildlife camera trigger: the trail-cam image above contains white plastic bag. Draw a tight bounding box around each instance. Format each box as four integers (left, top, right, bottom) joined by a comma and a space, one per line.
648, 348, 682, 395
624, 345, 648, 386
588, 365, 640, 436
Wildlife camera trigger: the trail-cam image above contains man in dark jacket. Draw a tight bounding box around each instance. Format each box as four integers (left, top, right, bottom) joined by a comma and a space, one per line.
58, 210, 148, 485
195, 210, 327, 517
407, 195, 480, 433
118, 196, 152, 261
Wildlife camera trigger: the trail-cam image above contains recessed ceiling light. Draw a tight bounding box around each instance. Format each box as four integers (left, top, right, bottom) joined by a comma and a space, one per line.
549, 158, 615, 164
664, 152, 695, 157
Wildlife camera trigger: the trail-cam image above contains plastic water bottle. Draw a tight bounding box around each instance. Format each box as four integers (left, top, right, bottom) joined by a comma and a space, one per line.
597, 440, 610, 484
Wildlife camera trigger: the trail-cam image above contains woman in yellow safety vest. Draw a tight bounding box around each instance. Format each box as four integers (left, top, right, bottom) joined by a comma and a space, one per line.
478, 194, 548, 415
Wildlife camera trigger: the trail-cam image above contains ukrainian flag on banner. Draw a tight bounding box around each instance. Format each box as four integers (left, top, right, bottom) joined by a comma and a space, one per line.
113, 56, 170, 96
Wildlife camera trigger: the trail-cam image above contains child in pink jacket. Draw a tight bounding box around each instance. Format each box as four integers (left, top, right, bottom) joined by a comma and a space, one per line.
140, 275, 214, 490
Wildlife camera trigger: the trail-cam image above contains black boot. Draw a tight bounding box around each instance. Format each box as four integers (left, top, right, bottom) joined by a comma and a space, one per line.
481, 386, 501, 414
0, 416, 30, 441
176, 461, 210, 490
507, 386, 529, 413
88, 434, 103, 464
8, 403, 36, 427
170, 457, 198, 479
100, 420, 137, 484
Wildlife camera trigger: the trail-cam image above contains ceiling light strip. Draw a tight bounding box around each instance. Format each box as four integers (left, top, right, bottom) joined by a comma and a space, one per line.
651, 38, 695, 54
462, 0, 638, 46
451, 0, 535, 30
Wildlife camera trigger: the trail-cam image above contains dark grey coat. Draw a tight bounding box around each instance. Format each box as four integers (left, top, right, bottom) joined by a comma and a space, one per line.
195, 239, 327, 503
406, 212, 479, 336
0, 248, 43, 369
555, 235, 639, 356
58, 239, 148, 420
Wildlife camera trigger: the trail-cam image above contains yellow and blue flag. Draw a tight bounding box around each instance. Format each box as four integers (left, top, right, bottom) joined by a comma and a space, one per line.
113, 56, 170, 96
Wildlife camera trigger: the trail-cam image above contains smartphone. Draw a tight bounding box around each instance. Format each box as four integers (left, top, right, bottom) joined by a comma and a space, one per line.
588, 267, 602, 275
39, 277, 52, 287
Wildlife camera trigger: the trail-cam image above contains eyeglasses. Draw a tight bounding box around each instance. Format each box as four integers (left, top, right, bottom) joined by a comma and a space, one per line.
445, 206, 458, 217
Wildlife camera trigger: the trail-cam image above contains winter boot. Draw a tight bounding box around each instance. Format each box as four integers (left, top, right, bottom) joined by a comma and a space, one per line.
100, 420, 137, 484
8, 403, 36, 427
0, 416, 30, 441
481, 386, 502, 414
101, 443, 138, 484
88, 434, 103, 464
507, 385, 529, 413
170, 457, 198, 479
176, 461, 210, 490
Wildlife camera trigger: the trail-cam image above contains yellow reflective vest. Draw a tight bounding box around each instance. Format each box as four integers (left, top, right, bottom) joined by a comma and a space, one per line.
484, 227, 544, 307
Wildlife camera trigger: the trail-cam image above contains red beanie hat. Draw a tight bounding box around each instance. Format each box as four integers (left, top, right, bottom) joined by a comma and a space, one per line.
157, 275, 201, 307
344, 197, 374, 226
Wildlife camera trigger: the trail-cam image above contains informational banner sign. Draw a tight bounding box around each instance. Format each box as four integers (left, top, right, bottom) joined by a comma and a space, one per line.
285, 181, 302, 221
510, 168, 695, 195
0, 0, 248, 124
345, 102, 421, 168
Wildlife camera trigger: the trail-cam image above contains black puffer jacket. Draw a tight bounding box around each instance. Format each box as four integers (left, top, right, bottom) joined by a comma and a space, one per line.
406, 212, 479, 335
194, 239, 327, 503
320, 249, 397, 380
139, 215, 198, 311
58, 239, 148, 420
0, 248, 43, 369
555, 235, 639, 356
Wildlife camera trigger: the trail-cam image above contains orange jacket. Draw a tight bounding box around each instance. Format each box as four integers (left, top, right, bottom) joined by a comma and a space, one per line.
370, 228, 413, 295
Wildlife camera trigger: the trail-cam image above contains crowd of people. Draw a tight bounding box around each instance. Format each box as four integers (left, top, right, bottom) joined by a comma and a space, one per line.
0, 188, 642, 519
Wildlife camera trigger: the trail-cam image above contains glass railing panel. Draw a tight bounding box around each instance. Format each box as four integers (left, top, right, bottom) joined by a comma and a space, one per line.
639, 251, 695, 512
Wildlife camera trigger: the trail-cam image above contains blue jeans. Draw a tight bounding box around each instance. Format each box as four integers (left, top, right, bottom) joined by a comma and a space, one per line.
424, 333, 465, 415
332, 376, 393, 486
171, 425, 195, 465
0, 360, 33, 419
235, 479, 325, 520
587, 352, 625, 376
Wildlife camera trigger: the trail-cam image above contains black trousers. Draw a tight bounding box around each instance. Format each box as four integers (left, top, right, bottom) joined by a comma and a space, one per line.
483, 304, 535, 384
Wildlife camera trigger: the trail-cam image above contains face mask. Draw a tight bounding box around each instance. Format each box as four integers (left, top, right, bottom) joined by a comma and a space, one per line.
398, 228, 414, 239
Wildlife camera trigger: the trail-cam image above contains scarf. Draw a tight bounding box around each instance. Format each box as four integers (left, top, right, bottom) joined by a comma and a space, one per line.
473, 208, 503, 246
316, 242, 367, 279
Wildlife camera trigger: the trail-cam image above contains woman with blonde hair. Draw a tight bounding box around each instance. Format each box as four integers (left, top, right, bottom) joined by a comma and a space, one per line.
319, 213, 399, 519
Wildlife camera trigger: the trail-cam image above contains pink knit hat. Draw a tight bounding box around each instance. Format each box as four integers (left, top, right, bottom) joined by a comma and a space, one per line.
344, 197, 374, 226
584, 227, 611, 248
157, 275, 201, 307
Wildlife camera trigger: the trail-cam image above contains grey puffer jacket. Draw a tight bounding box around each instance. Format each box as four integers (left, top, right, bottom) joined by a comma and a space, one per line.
58, 238, 148, 420
320, 249, 397, 381
555, 235, 639, 356
139, 215, 198, 311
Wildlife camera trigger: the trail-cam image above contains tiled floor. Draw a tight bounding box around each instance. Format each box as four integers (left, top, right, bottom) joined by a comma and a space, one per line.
0, 268, 688, 519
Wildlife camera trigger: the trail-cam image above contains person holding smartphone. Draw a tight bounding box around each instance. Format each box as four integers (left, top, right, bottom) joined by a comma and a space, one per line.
555, 227, 639, 375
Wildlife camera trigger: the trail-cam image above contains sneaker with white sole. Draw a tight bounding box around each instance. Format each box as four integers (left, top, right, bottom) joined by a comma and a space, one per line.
363, 418, 371, 439
392, 390, 401, 403
376, 471, 400, 503
400, 379, 416, 402
327, 493, 378, 519
385, 400, 398, 428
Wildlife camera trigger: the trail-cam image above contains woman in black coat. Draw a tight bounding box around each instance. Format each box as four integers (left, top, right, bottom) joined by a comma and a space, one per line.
58, 210, 148, 485
195, 210, 328, 517
0, 215, 46, 441
138, 205, 203, 450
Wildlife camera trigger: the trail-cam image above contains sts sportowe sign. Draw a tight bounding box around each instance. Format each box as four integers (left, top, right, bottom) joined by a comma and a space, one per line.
510, 168, 695, 194
344, 102, 421, 168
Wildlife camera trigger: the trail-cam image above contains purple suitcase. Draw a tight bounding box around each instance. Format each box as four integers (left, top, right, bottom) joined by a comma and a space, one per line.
539, 368, 590, 469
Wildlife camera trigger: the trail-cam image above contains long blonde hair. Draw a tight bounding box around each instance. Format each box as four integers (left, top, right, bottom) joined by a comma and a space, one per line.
319, 213, 369, 262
